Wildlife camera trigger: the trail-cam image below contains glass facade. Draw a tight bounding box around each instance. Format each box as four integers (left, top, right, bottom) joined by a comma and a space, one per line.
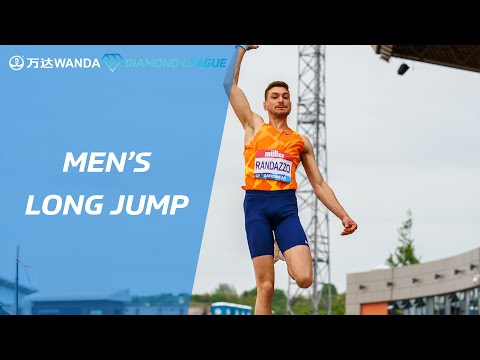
386, 287, 480, 315
449, 292, 467, 315
414, 297, 427, 315
434, 295, 446, 315
468, 288, 479, 315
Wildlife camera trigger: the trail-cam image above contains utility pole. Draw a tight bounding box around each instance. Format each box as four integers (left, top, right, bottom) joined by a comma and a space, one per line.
15, 245, 19, 315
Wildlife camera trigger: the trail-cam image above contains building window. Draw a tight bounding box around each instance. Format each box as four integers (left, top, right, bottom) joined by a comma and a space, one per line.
449, 291, 466, 315
468, 288, 479, 315
401, 299, 413, 315
434, 295, 445, 315
387, 301, 403, 315
414, 298, 427, 315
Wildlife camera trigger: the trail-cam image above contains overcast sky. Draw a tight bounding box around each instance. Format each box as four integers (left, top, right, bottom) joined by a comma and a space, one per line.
192, 45, 480, 296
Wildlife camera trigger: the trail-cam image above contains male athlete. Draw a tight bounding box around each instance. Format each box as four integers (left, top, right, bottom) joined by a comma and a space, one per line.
224, 45, 358, 315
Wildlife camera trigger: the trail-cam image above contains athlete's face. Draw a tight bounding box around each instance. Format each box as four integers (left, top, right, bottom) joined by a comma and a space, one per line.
263, 87, 291, 116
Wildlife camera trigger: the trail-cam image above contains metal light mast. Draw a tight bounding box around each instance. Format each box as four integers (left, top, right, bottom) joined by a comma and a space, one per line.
287, 45, 331, 315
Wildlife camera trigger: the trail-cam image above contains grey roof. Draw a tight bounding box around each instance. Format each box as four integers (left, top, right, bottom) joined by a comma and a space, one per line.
24, 289, 131, 303
0, 277, 36, 295
372, 45, 480, 73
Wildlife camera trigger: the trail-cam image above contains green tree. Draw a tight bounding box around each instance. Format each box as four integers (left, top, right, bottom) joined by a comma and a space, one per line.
321, 283, 338, 296
191, 283, 345, 315
332, 293, 345, 315
271, 289, 287, 315
190, 293, 211, 304
386, 209, 421, 268
210, 283, 239, 303
287, 283, 345, 315
290, 295, 312, 315
214, 283, 237, 296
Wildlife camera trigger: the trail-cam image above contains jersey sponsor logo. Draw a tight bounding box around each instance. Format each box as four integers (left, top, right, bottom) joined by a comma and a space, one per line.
264, 149, 284, 158
254, 149, 293, 183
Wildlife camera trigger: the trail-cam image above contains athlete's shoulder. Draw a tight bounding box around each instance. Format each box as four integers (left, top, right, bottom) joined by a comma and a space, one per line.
299, 134, 311, 153
298, 133, 310, 142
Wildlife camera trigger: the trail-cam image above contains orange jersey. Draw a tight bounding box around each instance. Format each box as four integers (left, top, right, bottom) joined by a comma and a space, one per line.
242, 123, 304, 191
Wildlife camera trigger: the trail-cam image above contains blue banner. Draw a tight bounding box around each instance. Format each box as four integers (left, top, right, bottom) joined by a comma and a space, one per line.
0, 45, 235, 315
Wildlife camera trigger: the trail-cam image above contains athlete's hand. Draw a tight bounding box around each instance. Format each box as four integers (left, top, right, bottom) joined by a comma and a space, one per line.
341, 216, 357, 236
247, 45, 260, 50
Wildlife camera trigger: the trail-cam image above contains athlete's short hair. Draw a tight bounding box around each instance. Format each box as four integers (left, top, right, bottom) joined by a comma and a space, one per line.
264, 81, 289, 101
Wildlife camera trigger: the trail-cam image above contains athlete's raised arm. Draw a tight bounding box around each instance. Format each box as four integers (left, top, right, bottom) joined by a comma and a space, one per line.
223, 45, 264, 131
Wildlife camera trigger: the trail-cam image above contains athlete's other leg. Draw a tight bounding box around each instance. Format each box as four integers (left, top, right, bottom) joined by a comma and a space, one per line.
244, 193, 276, 314
274, 207, 313, 289
283, 245, 312, 288
252, 255, 275, 314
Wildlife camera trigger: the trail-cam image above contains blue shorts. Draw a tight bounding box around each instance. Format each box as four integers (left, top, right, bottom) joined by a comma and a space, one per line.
243, 189, 309, 259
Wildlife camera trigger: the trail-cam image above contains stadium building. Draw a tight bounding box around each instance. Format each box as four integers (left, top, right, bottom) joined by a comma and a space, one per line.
346, 248, 480, 315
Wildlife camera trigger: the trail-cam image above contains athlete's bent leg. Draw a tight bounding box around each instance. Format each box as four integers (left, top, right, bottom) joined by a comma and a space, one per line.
252, 255, 275, 315
283, 245, 313, 288
274, 210, 313, 289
